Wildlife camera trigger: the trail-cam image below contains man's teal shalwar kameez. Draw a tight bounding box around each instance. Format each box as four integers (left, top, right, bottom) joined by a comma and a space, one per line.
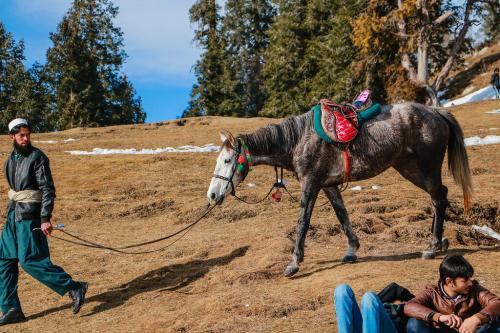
0, 148, 79, 313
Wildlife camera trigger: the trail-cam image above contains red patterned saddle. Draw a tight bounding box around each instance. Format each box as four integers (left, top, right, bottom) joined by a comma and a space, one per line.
319, 99, 359, 143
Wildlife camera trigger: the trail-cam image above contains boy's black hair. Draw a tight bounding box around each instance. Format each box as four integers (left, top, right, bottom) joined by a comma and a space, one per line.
495, 68, 499, 72
9, 124, 31, 135
439, 255, 474, 282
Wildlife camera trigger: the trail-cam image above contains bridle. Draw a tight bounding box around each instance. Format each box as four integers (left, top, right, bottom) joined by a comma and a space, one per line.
212, 138, 251, 199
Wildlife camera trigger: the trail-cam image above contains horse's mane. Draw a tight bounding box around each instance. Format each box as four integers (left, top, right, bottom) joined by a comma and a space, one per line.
240, 111, 313, 156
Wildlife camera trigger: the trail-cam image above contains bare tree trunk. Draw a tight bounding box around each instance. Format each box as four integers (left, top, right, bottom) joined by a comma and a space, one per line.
432, 0, 475, 92
417, 37, 428, 84
424, 85, 440, 106
397, 0, 476, 106
416, 0, 430, 85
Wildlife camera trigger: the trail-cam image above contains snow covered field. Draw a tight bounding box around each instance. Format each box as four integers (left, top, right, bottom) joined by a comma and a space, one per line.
65, 144, 220, 155
464, 135, 500, 146
443, 85, 498, 107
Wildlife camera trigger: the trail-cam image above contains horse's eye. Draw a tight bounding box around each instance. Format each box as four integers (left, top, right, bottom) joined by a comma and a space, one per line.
224, 159, 231, 164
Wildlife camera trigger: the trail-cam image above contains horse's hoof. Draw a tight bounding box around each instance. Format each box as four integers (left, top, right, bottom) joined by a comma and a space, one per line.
283, 265, 299, 277
342, 255, 357, 263
441, 238, 449, 253
422, 250, 436, 259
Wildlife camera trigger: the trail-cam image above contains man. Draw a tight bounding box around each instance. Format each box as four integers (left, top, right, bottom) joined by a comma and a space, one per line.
0, 118, 88, 325
405, 255, 499, 333
492, 68, 500, 99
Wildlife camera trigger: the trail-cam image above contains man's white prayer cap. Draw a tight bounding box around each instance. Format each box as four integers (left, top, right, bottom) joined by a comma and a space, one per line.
8, 118, 29, 132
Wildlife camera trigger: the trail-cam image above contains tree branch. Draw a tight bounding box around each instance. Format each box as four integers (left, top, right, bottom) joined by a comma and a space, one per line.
432, 0, 475, 92
433, 10, 453, 25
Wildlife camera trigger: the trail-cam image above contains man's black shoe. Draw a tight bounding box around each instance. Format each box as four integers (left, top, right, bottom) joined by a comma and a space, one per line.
0, 308, 26, 326
68, 282, 88, 314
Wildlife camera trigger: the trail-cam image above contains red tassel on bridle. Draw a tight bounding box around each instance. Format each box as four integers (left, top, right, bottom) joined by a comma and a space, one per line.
271, 188, 282, 202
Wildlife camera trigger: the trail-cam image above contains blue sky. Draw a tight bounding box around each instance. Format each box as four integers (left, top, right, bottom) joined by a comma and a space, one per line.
0, 0, 202, 123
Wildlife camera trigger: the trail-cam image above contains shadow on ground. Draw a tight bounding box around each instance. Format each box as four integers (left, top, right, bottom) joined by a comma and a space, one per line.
292, 245, 500, 279
27, 246, 249, 319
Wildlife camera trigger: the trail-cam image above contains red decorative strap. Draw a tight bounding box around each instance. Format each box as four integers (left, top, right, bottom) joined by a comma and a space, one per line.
343, 149, 351, 182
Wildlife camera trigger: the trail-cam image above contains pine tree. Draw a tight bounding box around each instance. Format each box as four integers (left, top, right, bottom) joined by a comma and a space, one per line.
480, 1, 499, 44
15, 63, 56, 132
262, 1, 363, 117
0, 23, 35, 132
352, 0, 481, 105
305, 0, 364, 105
261, 0, 310, 117
351, 0, 410, 103
221, 0, 276, 117
184, 0, 226, 117
45, 0, 144, 129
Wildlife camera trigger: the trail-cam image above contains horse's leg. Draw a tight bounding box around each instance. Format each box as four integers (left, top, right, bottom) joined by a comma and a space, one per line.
323, 186, 360, 262
394, 157, 449, 259
424, 185, 449, 258
283, 183, 320, 277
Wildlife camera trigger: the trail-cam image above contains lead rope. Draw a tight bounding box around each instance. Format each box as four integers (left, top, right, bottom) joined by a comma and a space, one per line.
32, 203, 216, 255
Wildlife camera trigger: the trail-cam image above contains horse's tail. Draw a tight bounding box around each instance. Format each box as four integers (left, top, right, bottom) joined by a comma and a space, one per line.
437, 109, 473, 213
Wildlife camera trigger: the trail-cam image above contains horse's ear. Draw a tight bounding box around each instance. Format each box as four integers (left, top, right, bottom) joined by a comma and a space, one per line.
220, 130, 236, 147
219, 131, 228, 143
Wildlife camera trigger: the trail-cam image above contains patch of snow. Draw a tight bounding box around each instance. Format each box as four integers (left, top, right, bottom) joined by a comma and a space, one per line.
486, 110, 500, 114
437, 90, 447, 98
443, 86, 497, 107
464, 135, 500, 146
34, 138, 77, 144
34, 140, 57, 144
350, 186, 365, 191
247, 183, 257, 188
65, 144, 220, 155
371, 185, 382, 190
490, 128, 499, 131
472, 225, 500, 241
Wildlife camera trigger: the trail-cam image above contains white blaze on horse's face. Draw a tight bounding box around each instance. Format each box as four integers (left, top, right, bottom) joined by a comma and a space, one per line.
207, 132, 242, 205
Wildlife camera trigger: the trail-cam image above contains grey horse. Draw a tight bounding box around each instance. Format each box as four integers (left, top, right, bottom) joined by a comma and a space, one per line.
207, 102, 472, 277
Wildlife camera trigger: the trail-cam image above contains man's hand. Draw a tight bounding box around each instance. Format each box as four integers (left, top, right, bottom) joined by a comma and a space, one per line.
459, 315, 481, 333
438, 314, 463, 330
41, 222, 53, 236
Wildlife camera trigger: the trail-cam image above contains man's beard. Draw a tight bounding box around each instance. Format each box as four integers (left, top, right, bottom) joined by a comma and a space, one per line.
13, 142, 32, 155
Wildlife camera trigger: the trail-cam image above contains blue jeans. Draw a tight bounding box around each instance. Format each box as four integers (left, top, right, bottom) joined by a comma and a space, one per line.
494, 85, 500, 99
407, 317, 500, 333
334, 283, 398, 333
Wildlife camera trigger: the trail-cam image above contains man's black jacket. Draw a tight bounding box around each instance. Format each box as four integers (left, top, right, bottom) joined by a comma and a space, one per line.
4, 146, 56, 222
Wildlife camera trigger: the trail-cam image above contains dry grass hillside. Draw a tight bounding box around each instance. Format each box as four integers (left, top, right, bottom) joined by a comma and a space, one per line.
0, 100, 499, 332
443, 41, 500, 100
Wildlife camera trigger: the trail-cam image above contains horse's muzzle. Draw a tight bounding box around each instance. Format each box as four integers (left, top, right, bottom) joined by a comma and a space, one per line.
208, 192, 225, 206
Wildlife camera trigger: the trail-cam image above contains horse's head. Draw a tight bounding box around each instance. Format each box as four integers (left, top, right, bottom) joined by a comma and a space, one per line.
207, 130, 251, 205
